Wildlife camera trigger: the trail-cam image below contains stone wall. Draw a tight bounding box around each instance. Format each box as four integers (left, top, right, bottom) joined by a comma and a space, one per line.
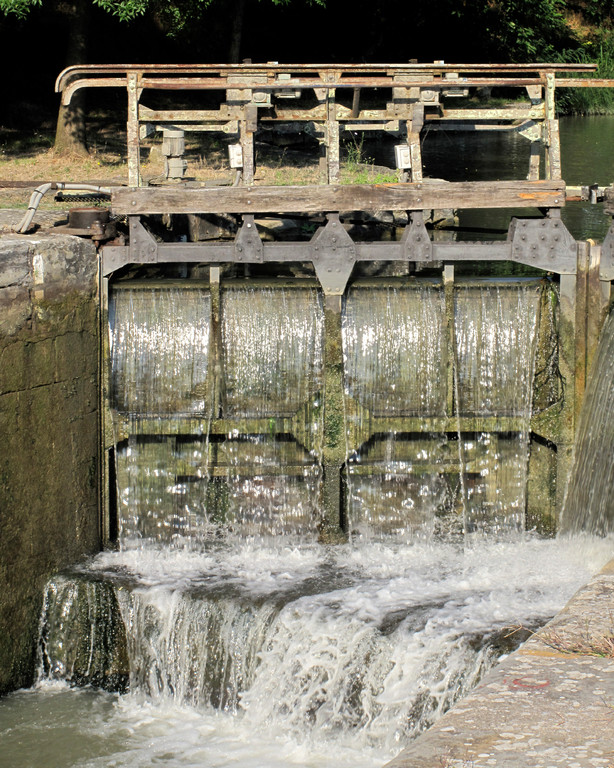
0, 234, 100, 694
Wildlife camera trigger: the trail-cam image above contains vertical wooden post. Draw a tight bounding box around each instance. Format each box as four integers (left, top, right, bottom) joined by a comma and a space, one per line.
99, 267, 110, 545
527, 141, 541, 181
557, 270, 577, 513
544, 72, 562, 181
240, 103, 257, 185
127, 73, 141, 187
444, 264, 455, 418
407, 103, 424, 183
586, 242, 610, 379
326, 89, 340, 184
574, 241, 589, 421
321, 304, 346, 541
209, 266, 222, 420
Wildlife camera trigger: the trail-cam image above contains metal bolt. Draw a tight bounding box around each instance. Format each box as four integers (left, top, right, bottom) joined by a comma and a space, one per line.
131, 201, 137, 206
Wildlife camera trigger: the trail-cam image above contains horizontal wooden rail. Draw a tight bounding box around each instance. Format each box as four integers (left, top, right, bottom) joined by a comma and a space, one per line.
55, 61, 597, 93
112, 180, 566, 216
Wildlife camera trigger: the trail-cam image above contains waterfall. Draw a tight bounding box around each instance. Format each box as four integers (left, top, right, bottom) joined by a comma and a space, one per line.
342, 279, 542, 539
454, 281, 541, 534
560, 307, 614, 535
219, 284, 324, 539
110, 282, 325, 544
8, 273, 613, 768
342, 282, 449, 540
35, 537, 609, 765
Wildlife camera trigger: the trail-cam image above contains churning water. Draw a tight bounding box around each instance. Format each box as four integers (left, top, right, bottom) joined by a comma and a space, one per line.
2, 537, 612, 768
5, 114, 614, 765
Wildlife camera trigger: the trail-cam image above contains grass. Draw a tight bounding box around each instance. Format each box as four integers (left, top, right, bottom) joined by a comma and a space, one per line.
555, 33, 614, 115
0, 116, 406, 212
341, 133, 398, 185
506, 622, 614, 658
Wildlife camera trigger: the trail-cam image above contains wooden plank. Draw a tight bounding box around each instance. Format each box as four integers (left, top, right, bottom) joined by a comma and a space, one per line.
112, 180, 566, 215
126, 73, 141, 187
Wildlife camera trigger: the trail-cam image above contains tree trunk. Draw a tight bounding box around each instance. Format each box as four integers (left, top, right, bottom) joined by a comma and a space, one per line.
228, 0, 246, 63
54, 0, 89, 156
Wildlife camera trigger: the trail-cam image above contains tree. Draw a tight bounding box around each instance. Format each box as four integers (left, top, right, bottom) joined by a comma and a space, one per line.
0, 0, 316, 153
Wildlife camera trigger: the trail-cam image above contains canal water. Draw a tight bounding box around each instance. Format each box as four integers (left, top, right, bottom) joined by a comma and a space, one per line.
2, 116, 614, 768
421, 114, 614, 242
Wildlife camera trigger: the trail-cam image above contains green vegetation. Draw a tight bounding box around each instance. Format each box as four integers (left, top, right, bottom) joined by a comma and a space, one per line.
556, 33, 614, 113
342, 135, 398, 185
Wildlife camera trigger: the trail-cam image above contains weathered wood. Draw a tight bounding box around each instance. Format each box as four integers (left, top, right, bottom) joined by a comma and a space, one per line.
56, 61, 598, 92
112, 180, 566, 215
545, 119, 562, 180
326, 91, 340, 184
407, 104, 424, 183
126, 73, 142, 187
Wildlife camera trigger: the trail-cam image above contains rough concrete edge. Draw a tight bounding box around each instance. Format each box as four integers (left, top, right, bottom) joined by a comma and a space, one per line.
384, 555, 614, 767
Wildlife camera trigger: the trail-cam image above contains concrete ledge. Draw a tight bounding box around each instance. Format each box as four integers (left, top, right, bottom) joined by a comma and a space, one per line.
387, 560, 614, 768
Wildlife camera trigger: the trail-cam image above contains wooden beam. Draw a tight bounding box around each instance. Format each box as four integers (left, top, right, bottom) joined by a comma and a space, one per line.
112, 180, 566, 215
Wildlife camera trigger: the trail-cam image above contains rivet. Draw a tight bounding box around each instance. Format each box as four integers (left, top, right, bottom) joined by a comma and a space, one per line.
131, 201, 137, 206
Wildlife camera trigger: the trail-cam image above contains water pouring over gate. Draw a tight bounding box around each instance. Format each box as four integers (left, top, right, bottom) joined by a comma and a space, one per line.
5, 274, 614, 768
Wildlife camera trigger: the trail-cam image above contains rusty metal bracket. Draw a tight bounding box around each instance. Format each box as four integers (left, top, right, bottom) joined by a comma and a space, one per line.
508, 217, 577, 274
234, 215, 263, 263
129, 217, 158, 263
310, 213, 356, 295
600, 221, 614, 280
401, 211, 432, 261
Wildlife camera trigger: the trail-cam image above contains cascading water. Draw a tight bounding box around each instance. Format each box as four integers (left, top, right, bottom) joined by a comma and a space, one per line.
3, 275, 614, 768
561, 306, 614, 535
342, 282, 449, 540
454, 281, 541, 534
341, 279, 541, 539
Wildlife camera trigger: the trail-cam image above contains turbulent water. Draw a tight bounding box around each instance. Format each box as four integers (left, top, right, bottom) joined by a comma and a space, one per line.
4, 237, 612, 767
3, 536, 612, 768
